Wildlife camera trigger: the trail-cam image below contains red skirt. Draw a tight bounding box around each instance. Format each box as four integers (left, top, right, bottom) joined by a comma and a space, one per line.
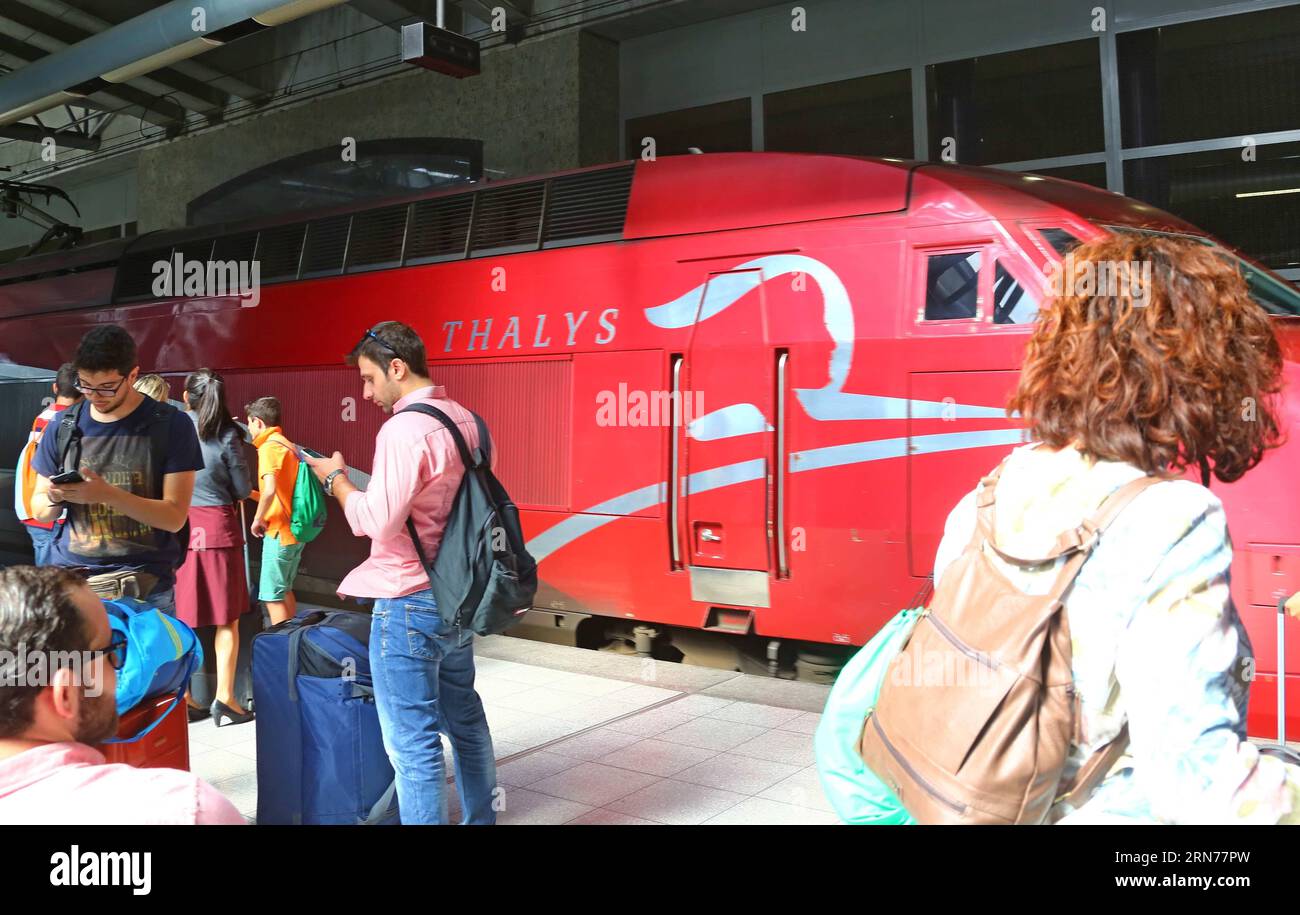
175, 504, 249, 628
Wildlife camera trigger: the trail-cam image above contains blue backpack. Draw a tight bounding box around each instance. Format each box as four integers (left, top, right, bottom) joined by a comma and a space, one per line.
102, 598, 203, 744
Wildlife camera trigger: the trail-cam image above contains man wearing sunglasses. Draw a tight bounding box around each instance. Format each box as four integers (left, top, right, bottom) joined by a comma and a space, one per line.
26, 325, 204, 615
0, 565, 243, 824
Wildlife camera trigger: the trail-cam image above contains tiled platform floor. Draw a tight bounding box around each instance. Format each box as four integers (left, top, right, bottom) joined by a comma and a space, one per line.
191, 634, 835, 825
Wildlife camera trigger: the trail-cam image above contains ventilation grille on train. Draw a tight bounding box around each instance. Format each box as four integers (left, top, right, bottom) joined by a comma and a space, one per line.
405, 194, 473, 264
109, 163, 634, 303
543, 165, 634, 246
116, 247, 173, 300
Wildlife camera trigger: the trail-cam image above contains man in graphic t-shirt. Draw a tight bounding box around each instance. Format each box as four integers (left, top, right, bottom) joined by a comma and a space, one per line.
27, 325, 203, 616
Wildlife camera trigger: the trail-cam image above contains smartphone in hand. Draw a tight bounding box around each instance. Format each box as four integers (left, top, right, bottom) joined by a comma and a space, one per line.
49, 470, 86, 485
298, 446, 325, 460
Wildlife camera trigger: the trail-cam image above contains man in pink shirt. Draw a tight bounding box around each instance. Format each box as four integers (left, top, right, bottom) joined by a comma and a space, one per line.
305, 321, 497, 825
0, 565, 244, 824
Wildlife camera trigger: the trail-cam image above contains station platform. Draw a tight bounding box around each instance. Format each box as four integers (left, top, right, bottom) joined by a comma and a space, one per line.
191, 631, 836, 825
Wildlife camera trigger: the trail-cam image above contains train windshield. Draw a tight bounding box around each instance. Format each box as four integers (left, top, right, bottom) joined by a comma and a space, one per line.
1103, 224, 1300, 317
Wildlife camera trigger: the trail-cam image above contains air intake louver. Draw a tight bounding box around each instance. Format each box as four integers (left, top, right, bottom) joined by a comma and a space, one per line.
346, 204, 408, 272
469, 181, 545, 256
543, 165, 633, 247
116, 246, 173, 300
256, 222, 307, 282
404, 194, 473, 264
107, 166, 634, 303
300, 215, 351, 278
213, 231, 258, 264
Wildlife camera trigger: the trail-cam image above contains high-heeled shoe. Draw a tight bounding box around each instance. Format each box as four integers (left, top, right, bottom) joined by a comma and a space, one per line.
211, 699, 255, 727
187, 702, 211, 723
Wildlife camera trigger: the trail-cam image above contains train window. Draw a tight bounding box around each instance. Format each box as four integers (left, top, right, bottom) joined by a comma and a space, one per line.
1037, 228, 1083, 258
924, 251, 982, 320
992, 263, 1040, 324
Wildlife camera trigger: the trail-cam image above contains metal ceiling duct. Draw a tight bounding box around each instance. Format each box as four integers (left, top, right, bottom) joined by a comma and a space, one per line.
0, 0, 348, 127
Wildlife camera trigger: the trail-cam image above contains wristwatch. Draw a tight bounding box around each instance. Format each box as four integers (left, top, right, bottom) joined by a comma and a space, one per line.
324, 468, 346, 495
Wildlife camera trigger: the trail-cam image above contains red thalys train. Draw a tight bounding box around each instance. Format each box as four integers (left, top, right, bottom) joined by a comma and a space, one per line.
1, 153, 1297, 735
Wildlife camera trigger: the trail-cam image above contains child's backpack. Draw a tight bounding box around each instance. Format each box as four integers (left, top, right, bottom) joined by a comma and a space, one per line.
858, 461, 1156, 824
289, 459, 327, 544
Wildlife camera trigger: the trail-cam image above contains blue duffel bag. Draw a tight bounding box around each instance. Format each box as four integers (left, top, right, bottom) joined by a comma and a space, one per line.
253, 609, 398, 825
102, 597, 203, 743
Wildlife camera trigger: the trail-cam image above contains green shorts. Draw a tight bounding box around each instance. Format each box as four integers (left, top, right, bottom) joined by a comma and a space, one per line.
259, 534, 305, 601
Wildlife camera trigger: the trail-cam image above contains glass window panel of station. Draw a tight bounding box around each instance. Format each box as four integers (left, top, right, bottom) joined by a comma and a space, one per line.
764, 69, 913, 157
1118, 5, 1300, 149
624, 98, 753, 158
1023, 162, 1109, 190
1124, 141, 1300, 273
927, 39, 1104, 166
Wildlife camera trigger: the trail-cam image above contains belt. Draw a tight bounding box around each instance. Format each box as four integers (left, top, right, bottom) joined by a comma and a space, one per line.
83, 570, 160, 601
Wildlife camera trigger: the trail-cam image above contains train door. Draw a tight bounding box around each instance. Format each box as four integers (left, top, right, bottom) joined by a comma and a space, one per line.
679, 268, 775, 610
904, 226, 1042, 576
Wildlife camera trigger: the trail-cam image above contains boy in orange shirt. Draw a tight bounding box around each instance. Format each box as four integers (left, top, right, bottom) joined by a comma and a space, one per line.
244, 397, 302, 625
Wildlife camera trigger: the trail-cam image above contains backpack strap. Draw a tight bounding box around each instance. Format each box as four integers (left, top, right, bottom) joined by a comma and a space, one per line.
55, 399, 85, 474
1054, 723, 1130, 811
396, 404, 493, 577
976, 463, 1163, 566
396, 403, 490, 470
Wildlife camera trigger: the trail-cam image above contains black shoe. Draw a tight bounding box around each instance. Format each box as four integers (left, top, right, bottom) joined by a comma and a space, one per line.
187, 703, 211, 723
211, 699, 255, 727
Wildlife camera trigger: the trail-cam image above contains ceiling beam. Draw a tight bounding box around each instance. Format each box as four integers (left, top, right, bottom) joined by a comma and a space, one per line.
0, 32, 188, 130
0, 3, 230, 113
0, 121, 100, 150
12, 0, 268, 104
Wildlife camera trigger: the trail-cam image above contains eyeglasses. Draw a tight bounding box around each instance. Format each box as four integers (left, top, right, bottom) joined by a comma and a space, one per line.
75, 375, 128, 397
88, 630, 128, 671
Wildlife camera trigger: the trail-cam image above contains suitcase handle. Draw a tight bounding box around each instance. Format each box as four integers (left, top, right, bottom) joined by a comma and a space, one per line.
1281, 596, 1291, 746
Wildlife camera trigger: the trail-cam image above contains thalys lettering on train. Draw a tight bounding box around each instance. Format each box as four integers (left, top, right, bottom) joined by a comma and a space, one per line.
1, 153, 1297, 737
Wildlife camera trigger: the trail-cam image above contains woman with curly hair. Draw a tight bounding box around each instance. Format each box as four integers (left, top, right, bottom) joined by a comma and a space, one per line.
932, 233, 1297, 823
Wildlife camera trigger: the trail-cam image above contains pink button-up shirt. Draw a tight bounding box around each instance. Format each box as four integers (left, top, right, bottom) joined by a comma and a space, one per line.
0, 742, 245, 824
338, 385, 485, 600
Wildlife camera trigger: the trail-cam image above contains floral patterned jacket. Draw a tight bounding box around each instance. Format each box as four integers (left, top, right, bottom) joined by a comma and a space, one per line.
933, 443, 1300, 824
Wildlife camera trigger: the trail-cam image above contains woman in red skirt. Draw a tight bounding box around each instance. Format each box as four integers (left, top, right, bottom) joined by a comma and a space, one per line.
176, 369, 256, 726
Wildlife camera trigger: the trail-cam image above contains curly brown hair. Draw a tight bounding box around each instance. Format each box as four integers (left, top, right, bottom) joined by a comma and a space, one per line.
1009, 233, 1284, 483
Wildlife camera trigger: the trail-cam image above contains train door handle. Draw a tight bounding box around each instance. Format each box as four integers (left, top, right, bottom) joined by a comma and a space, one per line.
699, 528, 721, 543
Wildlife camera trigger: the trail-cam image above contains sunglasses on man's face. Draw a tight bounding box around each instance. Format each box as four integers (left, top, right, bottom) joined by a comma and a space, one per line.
75, 376, 129, 398
88, 629, 128, 671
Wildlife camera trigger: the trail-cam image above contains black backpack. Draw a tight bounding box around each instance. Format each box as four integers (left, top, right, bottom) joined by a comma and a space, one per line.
399, 404, 537, 636
55, 398, 192, 564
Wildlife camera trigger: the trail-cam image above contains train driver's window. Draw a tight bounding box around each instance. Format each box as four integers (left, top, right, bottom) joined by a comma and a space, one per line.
924, 251, 982, 321
1037, 227, 1083, 258
992, 262, 1041, 324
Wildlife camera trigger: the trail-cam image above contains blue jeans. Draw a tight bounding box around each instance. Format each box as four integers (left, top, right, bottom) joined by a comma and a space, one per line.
139, 587, 176, 617
25, 525, 55, 566
370, 589, 497, 825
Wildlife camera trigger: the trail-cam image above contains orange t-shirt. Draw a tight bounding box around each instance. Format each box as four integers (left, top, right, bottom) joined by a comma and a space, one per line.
253, 426, 299, 545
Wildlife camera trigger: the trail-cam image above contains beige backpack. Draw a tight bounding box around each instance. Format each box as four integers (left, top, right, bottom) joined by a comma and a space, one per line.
858, 461, 1157, 824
